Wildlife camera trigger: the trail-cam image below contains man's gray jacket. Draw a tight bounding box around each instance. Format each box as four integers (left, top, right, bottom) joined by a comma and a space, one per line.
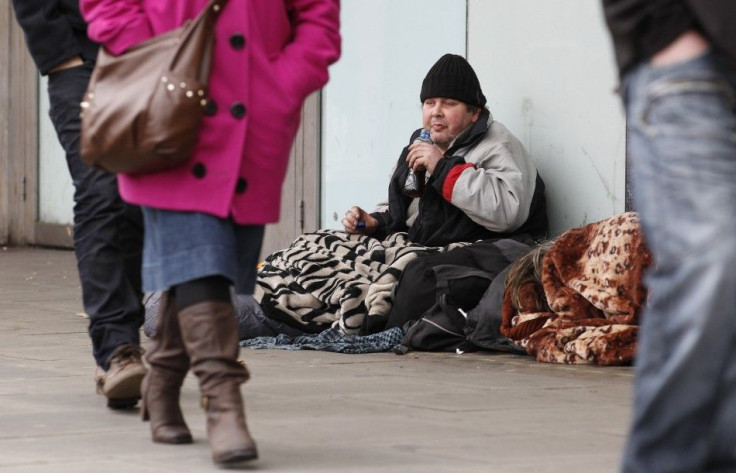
372, 109, 548, 246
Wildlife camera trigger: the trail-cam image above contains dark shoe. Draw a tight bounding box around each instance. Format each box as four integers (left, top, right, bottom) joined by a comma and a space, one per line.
100, 344, 147, 409
142, 292, 192, 444
178, 301, 258, 465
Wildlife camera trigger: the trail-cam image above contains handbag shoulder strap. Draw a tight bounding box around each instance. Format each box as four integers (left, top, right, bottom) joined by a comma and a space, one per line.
169, 0, 229, 82
197, 0, 228, 82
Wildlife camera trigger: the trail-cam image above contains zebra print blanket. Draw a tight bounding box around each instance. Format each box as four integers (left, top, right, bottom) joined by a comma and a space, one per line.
256, 230, 469, 334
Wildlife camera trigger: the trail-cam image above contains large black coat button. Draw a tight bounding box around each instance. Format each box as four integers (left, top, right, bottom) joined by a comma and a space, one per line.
192, 162, 207, 179
203, 99, 218, 116
235, 177, 248, 194
230, 33, 246, 50
230, 102, 246, 119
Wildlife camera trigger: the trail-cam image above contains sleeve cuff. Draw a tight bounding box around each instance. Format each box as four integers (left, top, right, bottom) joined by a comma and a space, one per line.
441, 163, 476, 202
96, 18, 153, 56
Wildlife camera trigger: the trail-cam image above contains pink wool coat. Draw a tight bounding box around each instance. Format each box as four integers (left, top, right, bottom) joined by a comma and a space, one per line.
81, 0, 341, 224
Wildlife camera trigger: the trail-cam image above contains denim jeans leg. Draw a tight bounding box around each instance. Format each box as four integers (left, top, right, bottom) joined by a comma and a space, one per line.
47, 64, 145, 370
621, 52, 736, 473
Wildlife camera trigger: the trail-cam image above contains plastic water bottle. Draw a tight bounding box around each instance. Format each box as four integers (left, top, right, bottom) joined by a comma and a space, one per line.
403, 129, 432, 198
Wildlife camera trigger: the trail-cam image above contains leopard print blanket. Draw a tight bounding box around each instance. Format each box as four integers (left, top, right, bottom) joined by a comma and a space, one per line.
500, 212, 651, 365
257, 230, 469, 334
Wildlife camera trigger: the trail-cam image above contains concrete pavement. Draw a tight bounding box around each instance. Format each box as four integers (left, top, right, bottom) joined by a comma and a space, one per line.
0, 246, 634, 472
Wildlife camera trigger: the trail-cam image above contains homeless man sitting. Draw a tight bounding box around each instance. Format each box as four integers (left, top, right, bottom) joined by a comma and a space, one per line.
255, 53, 549, 336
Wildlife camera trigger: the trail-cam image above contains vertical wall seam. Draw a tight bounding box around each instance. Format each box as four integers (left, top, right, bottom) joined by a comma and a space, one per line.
465, 0, 469, 57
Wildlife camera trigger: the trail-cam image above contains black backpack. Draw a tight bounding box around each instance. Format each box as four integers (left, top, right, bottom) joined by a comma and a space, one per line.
397, 264, 493, 353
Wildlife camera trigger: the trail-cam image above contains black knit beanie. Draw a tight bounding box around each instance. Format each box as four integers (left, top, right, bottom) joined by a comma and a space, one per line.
420, 54, 487, 107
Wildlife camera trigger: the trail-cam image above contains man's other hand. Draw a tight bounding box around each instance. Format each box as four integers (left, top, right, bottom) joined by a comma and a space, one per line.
342, 206, 378, 235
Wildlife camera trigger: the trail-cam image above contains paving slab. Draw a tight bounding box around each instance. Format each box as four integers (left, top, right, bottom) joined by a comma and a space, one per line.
0, 247, 633, 472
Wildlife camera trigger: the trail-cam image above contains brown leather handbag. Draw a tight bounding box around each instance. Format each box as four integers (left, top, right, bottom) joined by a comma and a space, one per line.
80, 0, 227, 175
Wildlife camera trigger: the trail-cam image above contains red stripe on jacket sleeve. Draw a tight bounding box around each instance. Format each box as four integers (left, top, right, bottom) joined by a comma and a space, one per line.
442, 163, 476, 202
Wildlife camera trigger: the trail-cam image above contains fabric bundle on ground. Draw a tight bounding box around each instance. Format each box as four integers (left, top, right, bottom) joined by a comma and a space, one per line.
240, 327, 404, 354
500, 212, 651, 365
257, 230, 469, 334
144, 291, 305, 339
396, 237, 536, 353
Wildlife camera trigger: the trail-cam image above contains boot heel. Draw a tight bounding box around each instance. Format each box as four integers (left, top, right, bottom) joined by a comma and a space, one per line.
141, 374, 150, 422
142, 371, 193, 444
141, 401, 150, 422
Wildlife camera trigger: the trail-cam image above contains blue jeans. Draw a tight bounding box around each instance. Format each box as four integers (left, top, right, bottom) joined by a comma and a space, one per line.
621, 51, 736, 473
47, 63, 144, 370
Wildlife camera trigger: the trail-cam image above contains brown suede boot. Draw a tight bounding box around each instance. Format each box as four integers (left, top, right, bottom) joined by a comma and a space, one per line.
141, 292, 193, 444
178, 300, 258, 467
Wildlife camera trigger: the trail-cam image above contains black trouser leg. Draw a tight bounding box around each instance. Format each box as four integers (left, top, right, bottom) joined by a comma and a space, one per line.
47, 63, 144, 369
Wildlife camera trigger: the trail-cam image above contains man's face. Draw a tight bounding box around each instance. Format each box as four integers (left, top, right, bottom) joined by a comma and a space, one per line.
422, 98, 480, 150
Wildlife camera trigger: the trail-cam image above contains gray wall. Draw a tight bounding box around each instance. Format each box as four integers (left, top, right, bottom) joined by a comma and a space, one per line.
321, 0, 625, 237
469, 0, 626, 236
321, 0, 467, 228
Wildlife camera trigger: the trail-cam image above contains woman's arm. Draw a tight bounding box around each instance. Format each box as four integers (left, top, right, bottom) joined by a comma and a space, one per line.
80, 0, 153, 55
279, 0, 341, 99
